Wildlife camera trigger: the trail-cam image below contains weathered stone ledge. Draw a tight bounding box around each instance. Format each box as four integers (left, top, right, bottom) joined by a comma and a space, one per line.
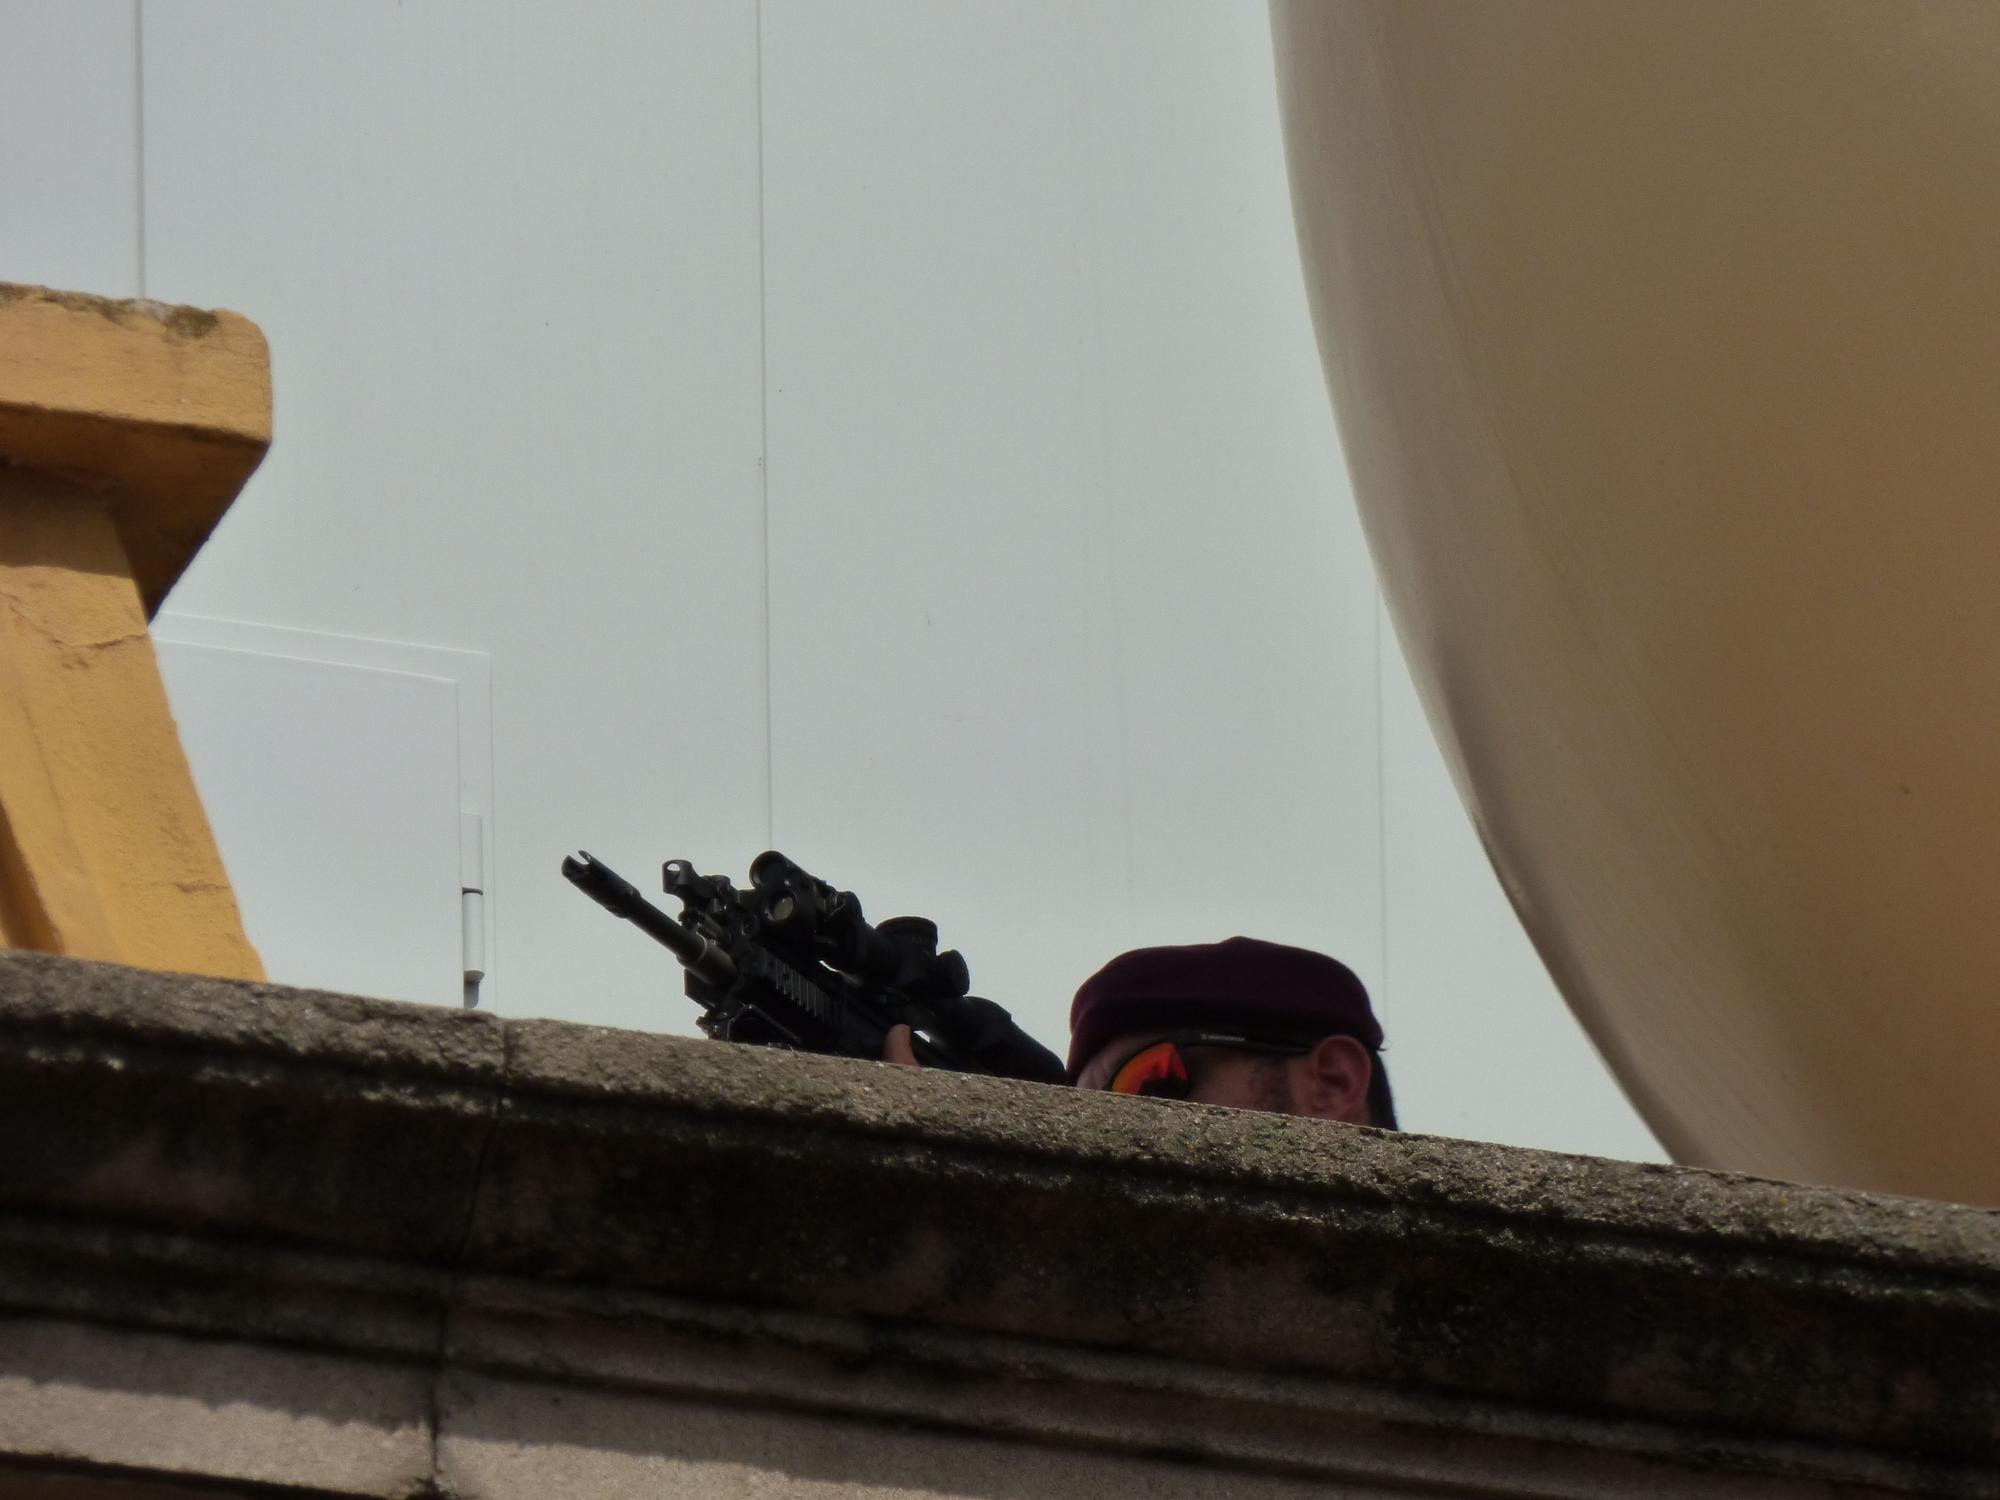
2, 950, 1998, 1498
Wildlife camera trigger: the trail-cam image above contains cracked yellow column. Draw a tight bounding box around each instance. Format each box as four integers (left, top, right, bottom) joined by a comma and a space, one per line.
0, 283, 268, 979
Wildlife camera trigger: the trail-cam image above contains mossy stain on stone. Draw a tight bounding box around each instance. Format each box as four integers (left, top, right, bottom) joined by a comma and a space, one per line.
163, 305, 222, 340
0, 281, 223, 339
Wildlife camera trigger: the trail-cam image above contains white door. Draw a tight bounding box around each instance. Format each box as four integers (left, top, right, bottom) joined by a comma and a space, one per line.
152, 615, 493, 1010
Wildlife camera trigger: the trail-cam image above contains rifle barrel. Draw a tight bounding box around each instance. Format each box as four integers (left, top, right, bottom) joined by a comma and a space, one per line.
562, 851, 736, 986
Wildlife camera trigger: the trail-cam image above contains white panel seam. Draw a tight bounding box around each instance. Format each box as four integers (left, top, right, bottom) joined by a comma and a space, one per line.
132, 0, 146, 296
755, 0, 775, 851
1376, 591, 1389, 1017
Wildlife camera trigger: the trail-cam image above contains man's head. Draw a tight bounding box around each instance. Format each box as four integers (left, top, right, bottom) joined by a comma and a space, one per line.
1067, 937, 1396, 1128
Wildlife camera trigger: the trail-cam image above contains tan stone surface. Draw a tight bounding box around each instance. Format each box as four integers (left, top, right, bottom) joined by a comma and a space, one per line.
437, 1373, 1410, 1500
0, 469, 260, 978
0, 282, 269, 617
1272, 2, 2000, 1204
0, 1318, 431, 1499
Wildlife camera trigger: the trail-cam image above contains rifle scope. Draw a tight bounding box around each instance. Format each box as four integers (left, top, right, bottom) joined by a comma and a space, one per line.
749, 850, 970, 999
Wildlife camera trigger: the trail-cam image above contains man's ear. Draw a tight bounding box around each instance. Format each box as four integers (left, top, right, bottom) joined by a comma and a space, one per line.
1294, 1035, 1373, 1125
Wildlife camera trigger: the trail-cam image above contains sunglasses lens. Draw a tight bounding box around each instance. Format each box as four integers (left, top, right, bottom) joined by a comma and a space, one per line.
1109, 1042, 1190, 1098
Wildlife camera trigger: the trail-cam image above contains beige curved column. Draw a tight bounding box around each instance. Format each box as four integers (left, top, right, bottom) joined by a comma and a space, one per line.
1273, 3, 2000, 1203
0, 284, 267, 981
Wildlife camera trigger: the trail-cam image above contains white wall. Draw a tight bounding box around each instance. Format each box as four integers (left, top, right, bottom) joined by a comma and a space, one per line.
0, 0, 1660, 1163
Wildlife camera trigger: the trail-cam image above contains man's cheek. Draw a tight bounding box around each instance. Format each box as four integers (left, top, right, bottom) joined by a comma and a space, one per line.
1187, 1071, 1254, 1111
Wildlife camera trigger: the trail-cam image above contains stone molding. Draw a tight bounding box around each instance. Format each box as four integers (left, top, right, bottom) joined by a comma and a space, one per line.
2, 950, 1997, 1497
0, 282, 271, 617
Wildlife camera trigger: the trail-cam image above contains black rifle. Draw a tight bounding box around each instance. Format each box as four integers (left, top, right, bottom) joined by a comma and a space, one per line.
561, 849, 1067, 1085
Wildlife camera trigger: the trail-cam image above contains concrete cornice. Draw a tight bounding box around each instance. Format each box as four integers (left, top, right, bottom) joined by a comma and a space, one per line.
3, 950, 1998, 1498
0, 282, 271, 617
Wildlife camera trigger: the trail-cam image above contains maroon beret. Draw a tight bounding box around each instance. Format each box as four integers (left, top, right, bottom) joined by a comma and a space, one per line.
1067, 936, 1381, 1080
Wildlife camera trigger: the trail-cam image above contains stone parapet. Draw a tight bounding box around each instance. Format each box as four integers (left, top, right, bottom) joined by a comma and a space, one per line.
1, 949, 1996, 1497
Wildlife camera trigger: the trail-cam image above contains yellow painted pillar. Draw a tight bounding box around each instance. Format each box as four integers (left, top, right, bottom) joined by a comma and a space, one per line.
0, 283, 270, 980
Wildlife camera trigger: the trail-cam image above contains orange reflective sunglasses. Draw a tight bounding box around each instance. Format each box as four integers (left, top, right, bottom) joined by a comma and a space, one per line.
1105, 1031, 1315, 1099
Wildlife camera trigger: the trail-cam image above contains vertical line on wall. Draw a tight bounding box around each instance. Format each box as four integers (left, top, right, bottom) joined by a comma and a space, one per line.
132, 0, 147, 296
754, 0, 775, 850
1375, 589, 1390, 1018
1064, 7, 1135, 912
